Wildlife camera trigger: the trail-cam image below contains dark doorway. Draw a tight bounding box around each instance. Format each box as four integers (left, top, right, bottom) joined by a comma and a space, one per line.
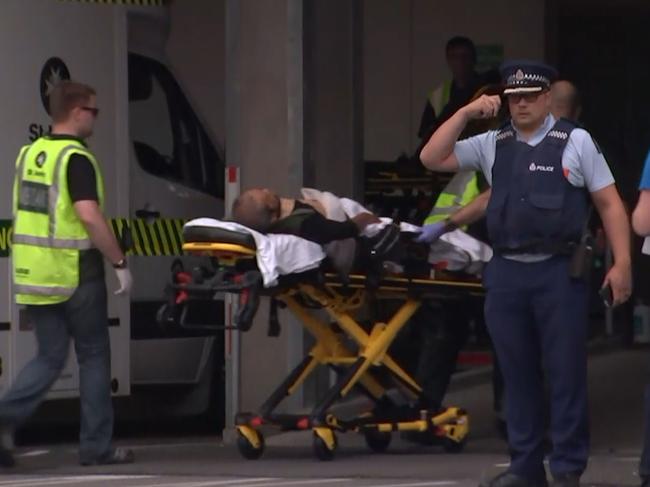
548, 0, 650, 304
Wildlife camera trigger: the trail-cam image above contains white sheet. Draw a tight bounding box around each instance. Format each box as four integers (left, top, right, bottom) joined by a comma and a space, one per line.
186, 191, 494, 286
184, 218, 326, 287
301, 187, 493, 273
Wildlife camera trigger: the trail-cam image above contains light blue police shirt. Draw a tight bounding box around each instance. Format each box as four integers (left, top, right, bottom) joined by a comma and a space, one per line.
454, 115, 614, 261
454, 114, 614, 192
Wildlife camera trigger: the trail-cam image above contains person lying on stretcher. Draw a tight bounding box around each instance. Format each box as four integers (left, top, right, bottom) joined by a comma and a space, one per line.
232, 187, 490, 245
231, 186, 492, 277
231, 187, 382, 244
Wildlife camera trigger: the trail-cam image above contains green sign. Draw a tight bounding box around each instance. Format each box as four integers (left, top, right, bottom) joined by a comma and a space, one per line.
476, 44, 504, 73
0, 220, 11, 258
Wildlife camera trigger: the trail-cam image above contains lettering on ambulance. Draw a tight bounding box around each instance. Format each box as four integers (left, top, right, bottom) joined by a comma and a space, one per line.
28, 124, 52, 142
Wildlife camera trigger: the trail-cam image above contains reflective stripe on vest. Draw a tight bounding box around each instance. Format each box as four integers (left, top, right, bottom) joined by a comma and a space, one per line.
12, 234, 93, 249
425, 172, 480, 226
13, 283, 75, 297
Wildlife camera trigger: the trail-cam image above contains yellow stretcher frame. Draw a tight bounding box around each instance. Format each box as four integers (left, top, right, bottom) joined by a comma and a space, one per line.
181, 240, 482, 461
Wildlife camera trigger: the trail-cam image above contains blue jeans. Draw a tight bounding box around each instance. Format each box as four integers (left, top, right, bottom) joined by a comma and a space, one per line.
0, 279, 113, 462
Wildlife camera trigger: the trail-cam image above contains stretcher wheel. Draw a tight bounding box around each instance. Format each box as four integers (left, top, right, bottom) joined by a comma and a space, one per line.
312, 428, 337, 461
363, 429, 392, 453
237, 429, 265, 460
442, 437, 466, 454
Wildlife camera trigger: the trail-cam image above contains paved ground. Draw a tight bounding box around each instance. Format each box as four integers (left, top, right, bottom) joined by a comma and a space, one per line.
1, 347, 648, 486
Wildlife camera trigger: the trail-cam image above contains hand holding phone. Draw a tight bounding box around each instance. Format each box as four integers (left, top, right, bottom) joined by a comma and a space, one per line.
599, 285, 614, 308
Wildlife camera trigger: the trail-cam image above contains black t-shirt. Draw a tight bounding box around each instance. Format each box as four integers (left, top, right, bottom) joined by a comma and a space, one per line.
48, 135, 104, 282
274, 201, 359, 244
67, 153, 99, 202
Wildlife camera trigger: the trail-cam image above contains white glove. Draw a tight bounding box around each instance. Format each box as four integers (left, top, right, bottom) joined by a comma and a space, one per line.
114, 267, 133, 295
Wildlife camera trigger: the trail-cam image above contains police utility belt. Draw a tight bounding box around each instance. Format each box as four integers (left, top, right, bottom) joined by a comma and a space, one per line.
493, 227, 594, 281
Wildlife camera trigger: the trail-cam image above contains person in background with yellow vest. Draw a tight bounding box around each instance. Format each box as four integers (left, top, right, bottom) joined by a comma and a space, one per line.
398, 169, 492, 439
417, 36, 495, 149
0, 81, 134, 467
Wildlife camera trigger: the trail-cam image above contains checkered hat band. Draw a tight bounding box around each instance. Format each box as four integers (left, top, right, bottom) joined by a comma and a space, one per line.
506, 73, 550, 86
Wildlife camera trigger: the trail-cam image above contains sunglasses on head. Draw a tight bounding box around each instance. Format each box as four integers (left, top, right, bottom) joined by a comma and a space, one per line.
80, 106, 99, 117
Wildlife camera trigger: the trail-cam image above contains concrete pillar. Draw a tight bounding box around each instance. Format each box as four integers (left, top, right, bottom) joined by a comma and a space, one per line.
225, 0, 297, 418
225, 0, 364, 420
304, 0, 364, 199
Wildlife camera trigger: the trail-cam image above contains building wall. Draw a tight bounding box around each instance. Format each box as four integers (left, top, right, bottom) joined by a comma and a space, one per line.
364, 0, 546, 161
167, 0, 226, 149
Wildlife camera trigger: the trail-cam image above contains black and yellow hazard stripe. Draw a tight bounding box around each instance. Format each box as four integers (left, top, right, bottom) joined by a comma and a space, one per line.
110, 218, 185, 256
60, 0, 165, 6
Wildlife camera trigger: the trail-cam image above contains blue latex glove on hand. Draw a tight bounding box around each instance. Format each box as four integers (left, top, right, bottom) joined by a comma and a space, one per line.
415, 221, 449, 244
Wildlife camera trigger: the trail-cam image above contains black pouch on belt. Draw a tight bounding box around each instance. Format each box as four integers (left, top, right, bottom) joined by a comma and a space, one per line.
568, 235, 594, 280
568, 205, 594, 281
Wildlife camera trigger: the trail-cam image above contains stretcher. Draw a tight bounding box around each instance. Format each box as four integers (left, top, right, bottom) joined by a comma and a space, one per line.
158, 220, 485, 461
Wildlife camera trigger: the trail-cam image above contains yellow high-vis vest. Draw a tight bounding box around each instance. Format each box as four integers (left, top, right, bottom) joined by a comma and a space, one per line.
12, 137, 105, 305
424, 171, 480, 227
428, 79, 453, 117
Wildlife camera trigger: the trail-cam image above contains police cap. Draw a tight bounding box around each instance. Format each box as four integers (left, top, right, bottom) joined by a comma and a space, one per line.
500, 60, 558, 95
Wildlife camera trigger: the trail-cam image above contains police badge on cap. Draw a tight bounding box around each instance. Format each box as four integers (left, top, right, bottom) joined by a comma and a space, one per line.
500, 60, 558, 95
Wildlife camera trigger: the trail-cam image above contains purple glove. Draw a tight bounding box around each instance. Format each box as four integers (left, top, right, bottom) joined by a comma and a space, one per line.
415, 221, 450, 244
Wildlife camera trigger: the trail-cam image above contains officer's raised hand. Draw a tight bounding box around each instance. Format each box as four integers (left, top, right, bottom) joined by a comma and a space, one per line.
602, 262, 632, 307
462, 94, 501, 120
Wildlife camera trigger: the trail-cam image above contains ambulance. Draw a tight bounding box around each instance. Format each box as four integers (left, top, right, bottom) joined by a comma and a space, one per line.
0, 0, 225, 423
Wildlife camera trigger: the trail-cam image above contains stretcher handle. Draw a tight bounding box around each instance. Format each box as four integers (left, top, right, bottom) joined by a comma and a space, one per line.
234, 271, 263, 331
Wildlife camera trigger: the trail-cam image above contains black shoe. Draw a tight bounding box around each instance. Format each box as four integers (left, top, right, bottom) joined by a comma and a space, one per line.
479, 471, 548, 487
81, 447, 134, 466
552, 473, 580, 487
0, 444, 15, 468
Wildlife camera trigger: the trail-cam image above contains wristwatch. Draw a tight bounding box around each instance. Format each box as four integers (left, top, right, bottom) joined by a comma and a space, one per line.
444, 218, 459, 231
113, 258, 127, 269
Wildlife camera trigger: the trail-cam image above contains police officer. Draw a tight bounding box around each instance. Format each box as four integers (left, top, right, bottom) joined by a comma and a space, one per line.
420, 61, 632, 487
0, 81, 134, 467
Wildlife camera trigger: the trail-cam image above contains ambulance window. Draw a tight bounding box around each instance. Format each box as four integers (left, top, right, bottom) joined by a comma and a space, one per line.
128, 53, 224, 198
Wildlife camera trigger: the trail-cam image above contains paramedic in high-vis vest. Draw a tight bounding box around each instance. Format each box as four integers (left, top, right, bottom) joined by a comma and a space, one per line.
0, 81, 134, 467
406, 171, 489, 418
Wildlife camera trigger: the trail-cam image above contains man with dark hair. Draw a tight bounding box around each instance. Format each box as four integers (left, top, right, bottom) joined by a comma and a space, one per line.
232, 188, 379, 244
417, 36, 490, 146
0, 80, 134, 467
